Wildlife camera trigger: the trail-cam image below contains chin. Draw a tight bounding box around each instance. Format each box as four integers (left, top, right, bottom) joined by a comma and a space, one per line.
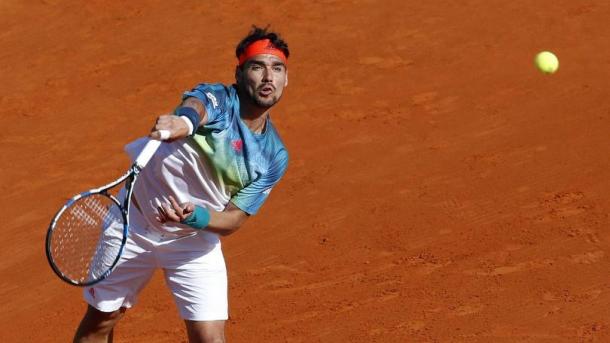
254, 96, 280, 108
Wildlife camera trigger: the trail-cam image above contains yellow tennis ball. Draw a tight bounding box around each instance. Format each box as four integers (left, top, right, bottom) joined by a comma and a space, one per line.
534, 51, 559, 74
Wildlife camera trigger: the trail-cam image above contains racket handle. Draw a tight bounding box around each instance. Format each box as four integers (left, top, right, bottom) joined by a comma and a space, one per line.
159, 130, 171, 140
134, 129, 169, 169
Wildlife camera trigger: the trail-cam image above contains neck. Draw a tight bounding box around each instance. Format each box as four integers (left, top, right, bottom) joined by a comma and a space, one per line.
237, 88, 270, 134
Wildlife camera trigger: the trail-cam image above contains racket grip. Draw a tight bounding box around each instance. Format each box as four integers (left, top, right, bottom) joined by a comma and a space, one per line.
134, 134, 166, 169
159, 129, 171, 140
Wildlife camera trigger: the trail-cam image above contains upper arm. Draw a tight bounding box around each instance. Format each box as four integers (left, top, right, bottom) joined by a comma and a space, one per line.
181, 83, 231, 130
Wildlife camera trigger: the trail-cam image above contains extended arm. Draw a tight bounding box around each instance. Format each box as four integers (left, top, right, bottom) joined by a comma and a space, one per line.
150, 97, 208, 140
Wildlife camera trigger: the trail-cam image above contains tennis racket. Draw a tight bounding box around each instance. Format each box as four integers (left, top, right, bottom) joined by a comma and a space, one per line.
45, 131, 169, 286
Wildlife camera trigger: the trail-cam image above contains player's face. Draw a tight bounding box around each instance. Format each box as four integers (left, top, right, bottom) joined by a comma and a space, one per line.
237, 54, 288, 109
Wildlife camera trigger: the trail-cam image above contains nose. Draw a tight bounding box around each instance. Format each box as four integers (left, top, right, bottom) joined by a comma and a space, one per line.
262, 66, 274, 82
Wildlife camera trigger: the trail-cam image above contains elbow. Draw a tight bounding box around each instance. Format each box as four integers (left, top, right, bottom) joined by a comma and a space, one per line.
219, 229, 238, 237
218, 230, 236, 237
218, 224, 242, 236
211, 207, 249, 236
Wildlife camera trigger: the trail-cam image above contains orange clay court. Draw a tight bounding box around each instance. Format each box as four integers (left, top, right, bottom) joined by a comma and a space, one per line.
1, 1, 609, 342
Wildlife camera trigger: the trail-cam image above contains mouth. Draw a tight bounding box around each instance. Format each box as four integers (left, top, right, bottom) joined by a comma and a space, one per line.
258, 85, 275, 97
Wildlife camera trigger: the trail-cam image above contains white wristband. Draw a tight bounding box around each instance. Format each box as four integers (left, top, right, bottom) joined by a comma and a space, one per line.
179, 115, 195, 135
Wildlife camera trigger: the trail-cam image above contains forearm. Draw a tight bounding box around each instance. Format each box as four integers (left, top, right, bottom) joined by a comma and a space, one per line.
205, 208, 249, 236
157, 196, 249, 236
185, 201, 249, 236
181, 97, 207, 126
150, 97, 208, 140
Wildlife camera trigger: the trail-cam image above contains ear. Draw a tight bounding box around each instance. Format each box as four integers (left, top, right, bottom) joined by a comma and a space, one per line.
284, 71, 289, 88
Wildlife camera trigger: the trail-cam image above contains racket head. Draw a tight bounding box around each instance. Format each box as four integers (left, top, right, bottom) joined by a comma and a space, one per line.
45, 191, 128, 286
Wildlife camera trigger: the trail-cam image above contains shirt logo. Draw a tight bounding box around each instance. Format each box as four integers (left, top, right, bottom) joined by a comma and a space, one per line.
205, 92, 218, 109
231, 139, 243, 152
88, 287, 95, 299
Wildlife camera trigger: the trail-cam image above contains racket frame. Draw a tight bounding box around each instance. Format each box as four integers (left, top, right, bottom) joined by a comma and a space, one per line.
45, 165, 142, 286
46, 137, 164, 286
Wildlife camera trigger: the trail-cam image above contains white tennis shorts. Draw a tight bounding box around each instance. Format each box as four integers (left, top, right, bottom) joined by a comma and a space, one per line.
83, 208, 228, 321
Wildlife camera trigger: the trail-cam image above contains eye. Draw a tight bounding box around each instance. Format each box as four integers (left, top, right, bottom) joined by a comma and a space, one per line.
251, 65, 263, 71
272, 66, 284, 72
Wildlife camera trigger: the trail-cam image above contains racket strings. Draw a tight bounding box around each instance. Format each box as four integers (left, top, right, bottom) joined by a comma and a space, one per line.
50, 194, 125, 284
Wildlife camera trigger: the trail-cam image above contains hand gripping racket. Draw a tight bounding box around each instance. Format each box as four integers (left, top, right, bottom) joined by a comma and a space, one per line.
45, 131, 170, 286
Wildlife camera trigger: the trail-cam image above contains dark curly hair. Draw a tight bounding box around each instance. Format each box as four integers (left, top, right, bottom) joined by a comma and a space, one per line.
235, 25, 290, 63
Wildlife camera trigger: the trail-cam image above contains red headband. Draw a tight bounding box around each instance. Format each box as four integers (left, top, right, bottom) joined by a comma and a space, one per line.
238, 39, 287, 66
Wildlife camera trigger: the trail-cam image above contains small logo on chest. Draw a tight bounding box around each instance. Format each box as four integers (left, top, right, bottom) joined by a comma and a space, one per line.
231, 139, 243, 152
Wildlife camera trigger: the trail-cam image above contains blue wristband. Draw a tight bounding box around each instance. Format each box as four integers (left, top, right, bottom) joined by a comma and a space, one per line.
175, 106, 201, 135
181, 205, 210, 230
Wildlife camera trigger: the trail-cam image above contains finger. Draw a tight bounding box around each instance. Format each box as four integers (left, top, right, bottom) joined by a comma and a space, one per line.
154, 121, 171, 131
184, 203, 195, 214
161, 203, 173, 215
158, 204, 176, 220
168, 196, 186, 218
150, 130, 162, 140
157, 205, 168, 218
156, 114, 173, 123
170, 196, 194, 220
154, 116, 172, 128
162, 203, 181, 222
168, 196, 182, 210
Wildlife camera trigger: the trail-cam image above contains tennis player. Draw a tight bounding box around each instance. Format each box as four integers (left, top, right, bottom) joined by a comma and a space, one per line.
73, 26, 290, 343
